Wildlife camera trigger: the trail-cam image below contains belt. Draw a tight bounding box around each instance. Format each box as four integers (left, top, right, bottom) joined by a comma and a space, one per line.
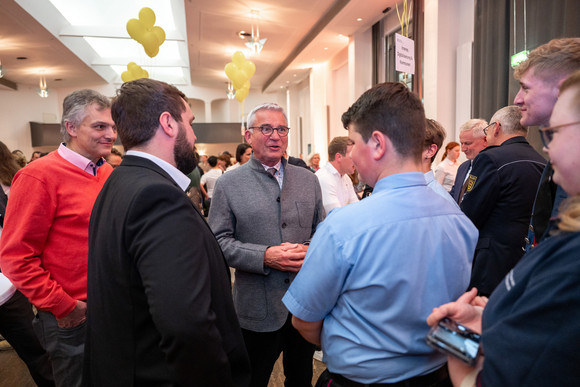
327, 365, 449, 387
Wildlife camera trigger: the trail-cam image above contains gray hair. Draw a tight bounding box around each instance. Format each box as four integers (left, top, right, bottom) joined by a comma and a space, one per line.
60, 89, 111, 142
459, 118, 488, 138
246, 103, 288, 130
490, 106, 527, 136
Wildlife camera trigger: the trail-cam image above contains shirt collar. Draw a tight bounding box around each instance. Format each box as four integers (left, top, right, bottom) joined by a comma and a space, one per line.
323, 162, 341, 176
424, 170, 435, 184
374, 172, 427, 193
125, 150, 190, 191
57, 143, 105, 175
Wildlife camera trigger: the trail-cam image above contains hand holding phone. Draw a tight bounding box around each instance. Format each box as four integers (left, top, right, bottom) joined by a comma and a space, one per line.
426, 317, 481, 366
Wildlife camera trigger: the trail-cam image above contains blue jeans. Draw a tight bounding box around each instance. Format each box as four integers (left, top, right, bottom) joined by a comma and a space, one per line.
33, 310, 85, 387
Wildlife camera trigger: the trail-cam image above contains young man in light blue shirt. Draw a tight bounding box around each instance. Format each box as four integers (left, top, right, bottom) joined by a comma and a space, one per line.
283, 82, 478, 386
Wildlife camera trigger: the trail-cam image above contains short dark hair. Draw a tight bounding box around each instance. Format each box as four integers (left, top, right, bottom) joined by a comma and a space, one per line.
235, 143, 252, 162
424, 119, 446, 164
61, 89, 111, 142
112, 78, 187, 150
208, 156, 218, 167
341, 82, 425, 160
109, 147, 123, 158
327, 136, 353, 161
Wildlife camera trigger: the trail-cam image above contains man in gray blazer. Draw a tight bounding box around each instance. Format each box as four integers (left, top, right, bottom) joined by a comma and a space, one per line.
209, 103, 325, 387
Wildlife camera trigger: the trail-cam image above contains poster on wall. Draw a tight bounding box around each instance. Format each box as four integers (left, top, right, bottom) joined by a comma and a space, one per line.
395, 33, 415, 74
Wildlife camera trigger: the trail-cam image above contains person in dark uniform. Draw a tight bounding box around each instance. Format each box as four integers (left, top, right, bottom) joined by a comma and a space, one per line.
460, 105, 546, 297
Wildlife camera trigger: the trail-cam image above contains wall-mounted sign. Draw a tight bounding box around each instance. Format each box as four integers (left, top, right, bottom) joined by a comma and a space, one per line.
395, 33, 415, 74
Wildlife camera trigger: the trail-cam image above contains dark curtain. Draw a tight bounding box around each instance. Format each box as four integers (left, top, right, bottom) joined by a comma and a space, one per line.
472, 0, 511, 122
473, 0, 580, 123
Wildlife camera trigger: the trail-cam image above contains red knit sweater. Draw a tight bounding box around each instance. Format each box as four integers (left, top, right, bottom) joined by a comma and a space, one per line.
0, 151, 112, 318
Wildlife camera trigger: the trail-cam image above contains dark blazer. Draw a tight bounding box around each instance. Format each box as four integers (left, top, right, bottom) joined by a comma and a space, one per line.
449, 160, 471, 203
461, 136, 546, 296
84, 155, 250, 387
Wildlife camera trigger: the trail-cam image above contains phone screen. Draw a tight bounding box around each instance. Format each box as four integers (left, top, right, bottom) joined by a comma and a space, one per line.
426, 317, 481, 365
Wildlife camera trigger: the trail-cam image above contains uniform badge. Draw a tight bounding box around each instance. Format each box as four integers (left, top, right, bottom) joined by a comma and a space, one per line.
466, 175, 477, 192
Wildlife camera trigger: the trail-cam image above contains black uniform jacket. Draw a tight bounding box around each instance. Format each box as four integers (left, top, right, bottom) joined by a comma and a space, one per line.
460, 136, 546, 295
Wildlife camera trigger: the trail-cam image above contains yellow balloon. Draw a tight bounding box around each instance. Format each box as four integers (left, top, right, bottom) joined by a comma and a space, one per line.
152, 26, 166, 46
121, 71, 132, 83
232, 51, 245, 67
144, 45, 159, 58
127, 19, 145, 43
232, 73, 247, 90
235, 87, 249, 102
139, 7, 156, 29
242, 61, 256, 79
127, 62, 139, 72
224, 63, 237, 81
142, 32, 160, 57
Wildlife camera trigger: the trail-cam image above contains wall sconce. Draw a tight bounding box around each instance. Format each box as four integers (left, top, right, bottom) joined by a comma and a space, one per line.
38, 76, 49, 98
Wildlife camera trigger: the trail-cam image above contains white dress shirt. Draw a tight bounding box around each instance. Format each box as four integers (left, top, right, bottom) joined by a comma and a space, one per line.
315, 162, 358, 214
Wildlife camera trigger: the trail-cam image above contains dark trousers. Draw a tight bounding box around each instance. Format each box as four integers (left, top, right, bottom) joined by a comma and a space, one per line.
242, 314, 315, 387
315, 366, 451, 387
33, 310, 85, 387
0, 290, 55, 386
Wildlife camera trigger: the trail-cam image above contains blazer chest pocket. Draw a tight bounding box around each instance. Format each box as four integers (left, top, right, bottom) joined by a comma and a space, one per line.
295, 201, 315, 228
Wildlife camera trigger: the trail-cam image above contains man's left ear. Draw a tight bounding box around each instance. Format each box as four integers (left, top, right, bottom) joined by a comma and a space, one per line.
424, 144, 438, 159
370, 131, 386, 160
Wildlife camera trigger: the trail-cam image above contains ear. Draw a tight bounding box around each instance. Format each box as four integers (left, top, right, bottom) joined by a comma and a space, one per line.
65, 121, 77, 138
244, 130, 253, 145
159, 111, 177, 137
424, 144, 438, 159
369, 130, 387, 160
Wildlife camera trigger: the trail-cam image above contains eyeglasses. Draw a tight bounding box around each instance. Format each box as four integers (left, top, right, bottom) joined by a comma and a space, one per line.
483, 122, 496, 136
248, 124, 290, 137
539, 120, 580, 148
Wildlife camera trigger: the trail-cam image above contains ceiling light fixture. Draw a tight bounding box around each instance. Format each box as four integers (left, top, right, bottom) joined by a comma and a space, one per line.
38, 76, 49, 98
244, 10, 267, 56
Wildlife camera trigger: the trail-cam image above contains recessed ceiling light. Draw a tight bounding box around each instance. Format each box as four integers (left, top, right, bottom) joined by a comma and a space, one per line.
324, 47, 328, 50
54, 78, 63, 81
16, 56, 28, 60
357, 18, 362, 21
286, 81, 289, 83
293, 74, 297, 77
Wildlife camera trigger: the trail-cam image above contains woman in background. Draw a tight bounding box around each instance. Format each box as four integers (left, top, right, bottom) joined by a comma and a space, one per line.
307, 152, 320, 172
435, 141, 460, 191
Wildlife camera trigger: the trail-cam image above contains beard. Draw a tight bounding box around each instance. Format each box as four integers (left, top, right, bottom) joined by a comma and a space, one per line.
174, 124, 197, 175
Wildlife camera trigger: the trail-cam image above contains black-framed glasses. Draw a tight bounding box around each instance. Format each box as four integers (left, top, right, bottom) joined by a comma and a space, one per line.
248, 124, 290, 137
539, 120, 580, 148
483, 122, 496, 136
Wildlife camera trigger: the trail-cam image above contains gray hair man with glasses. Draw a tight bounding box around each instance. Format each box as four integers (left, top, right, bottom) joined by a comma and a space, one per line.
460, 105, 546, 297
209, 102, 325, 387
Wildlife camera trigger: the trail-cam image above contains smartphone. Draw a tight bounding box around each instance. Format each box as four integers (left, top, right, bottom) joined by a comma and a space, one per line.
425, 317, 481, 366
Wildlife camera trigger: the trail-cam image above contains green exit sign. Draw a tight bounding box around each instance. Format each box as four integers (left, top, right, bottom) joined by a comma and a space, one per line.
511, 50, 529, 68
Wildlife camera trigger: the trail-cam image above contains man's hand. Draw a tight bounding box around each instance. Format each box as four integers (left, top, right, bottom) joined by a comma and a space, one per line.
426, 288, 484, 333
264, 242, 308, 272
57, 300, 87, 328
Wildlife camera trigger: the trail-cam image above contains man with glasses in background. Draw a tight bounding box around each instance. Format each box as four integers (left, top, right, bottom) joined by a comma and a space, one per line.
209, 103, 325, 387
460, 105, 545, 297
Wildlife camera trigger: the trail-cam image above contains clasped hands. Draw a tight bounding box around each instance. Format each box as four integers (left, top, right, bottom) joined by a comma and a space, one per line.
264, 242, 308, 272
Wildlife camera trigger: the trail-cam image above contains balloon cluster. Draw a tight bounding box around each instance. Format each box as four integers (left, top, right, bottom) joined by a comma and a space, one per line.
121, 62, 149, 82
126, 7, 166, 58
225, 51, 256, 102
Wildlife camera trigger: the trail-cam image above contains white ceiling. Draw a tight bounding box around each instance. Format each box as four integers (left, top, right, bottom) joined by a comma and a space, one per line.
0, 0, 398, 94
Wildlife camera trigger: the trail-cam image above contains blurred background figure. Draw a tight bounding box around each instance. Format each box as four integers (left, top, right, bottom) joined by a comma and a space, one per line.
307, 152, 320, 172
11, 150, 27, 168
422, 119, 457, 206
435, 141, 460, 192
226, 143, 252, 172
29, 151, 41, 163
105, 147, 123, 169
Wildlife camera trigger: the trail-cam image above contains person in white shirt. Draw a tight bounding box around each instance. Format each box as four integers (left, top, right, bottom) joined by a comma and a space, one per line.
315, 136, 359, 214
434, 141, 460, 191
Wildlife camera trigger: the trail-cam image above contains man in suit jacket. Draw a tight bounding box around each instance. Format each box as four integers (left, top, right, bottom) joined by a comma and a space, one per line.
209, 103, 325, 387
449, 119, 488, 203
461, 106, 546, 297
84, 78, 250, 387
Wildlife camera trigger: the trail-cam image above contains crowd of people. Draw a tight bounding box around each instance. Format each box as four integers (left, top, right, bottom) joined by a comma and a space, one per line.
0, 37, 578, 387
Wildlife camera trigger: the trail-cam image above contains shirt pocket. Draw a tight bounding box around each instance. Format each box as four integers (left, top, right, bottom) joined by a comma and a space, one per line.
295, 201, 315, 228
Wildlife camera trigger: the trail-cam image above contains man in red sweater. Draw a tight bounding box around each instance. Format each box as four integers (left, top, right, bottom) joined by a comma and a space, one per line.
0, 89, 116, 387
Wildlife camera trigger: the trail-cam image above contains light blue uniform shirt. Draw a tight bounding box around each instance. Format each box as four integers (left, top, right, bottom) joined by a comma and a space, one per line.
283, 172, 478, 384
425, 170, 458, 207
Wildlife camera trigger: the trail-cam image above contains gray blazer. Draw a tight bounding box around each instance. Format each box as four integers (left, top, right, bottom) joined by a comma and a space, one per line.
209, 156, 325, 332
